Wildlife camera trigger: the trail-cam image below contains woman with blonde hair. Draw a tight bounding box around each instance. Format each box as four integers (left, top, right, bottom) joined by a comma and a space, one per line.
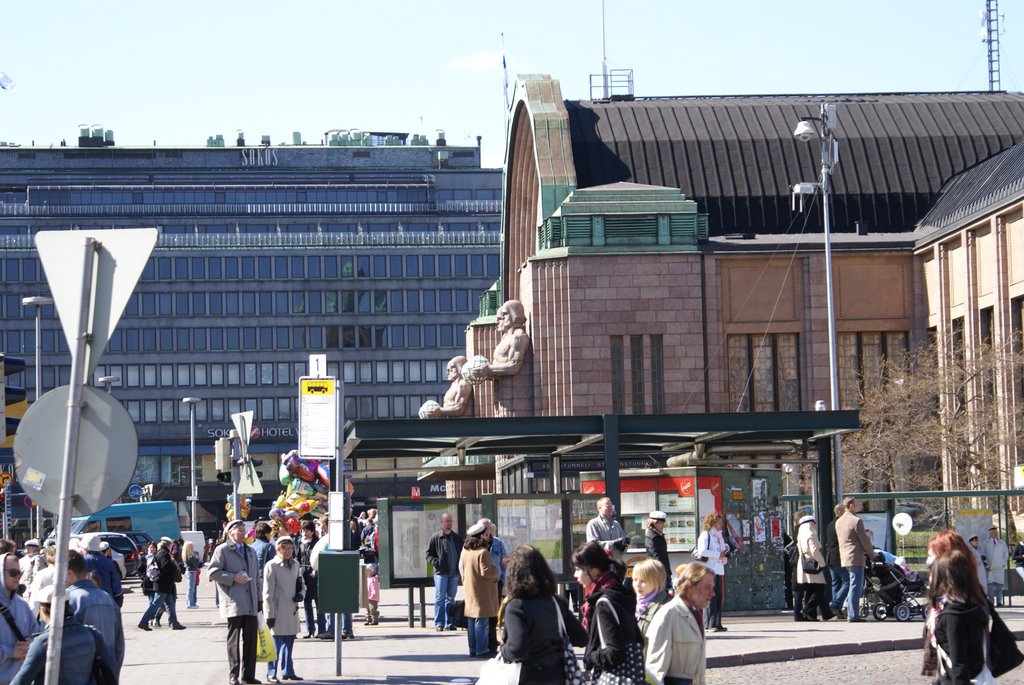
632, 558, 670, 658
694, 511, 730, 632
182, 540, 203, 609
646, 562, 715, 685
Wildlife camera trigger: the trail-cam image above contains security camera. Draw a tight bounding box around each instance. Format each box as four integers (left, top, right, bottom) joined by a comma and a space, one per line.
793, 120, 817, 142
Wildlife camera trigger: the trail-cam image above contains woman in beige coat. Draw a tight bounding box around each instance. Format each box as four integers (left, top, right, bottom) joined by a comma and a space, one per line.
461, 522, 499, 657
795, 515, 834, 621
646, 562, 716, 685
263, 536, 304, 682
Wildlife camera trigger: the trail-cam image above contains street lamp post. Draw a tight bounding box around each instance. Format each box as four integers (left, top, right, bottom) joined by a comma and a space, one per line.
98, 375, 120, 394
793, 103, 842, 502
182, 397, 200, 531
20, 295, 53, 540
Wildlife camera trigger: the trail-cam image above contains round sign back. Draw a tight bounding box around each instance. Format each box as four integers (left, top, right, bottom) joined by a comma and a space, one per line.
13, 385, 138, 516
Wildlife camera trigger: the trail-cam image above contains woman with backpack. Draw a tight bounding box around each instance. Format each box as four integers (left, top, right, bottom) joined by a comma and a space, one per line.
137, 542, 164, 628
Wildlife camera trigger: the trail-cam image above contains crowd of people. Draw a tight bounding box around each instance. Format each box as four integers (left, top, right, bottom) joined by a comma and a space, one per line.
0, 538, 124, 685
2, 495, 1022, 685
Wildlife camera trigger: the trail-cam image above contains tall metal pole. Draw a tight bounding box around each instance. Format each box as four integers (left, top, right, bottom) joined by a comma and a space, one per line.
819, 104, 842, 502
183, 398, 200, 530
44, 238, 97, 685
22, 296, 52, 539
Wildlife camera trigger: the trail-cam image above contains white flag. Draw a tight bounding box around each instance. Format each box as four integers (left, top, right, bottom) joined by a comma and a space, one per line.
0, 72, 15, 91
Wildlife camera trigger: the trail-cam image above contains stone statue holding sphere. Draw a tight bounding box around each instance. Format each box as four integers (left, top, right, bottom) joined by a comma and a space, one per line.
463, 300, 531, 383
421, 355, 473, 419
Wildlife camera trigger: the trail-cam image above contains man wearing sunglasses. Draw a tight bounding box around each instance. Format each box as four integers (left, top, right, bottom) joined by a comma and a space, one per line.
0, 553, 38, 684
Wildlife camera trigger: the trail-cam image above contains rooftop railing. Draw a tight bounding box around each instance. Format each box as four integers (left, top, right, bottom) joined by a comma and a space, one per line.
0, 198, 501, 217
0, 229, 501, 250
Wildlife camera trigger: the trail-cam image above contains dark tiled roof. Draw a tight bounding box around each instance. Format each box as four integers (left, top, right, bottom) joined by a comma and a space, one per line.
565, 93, 1024, 236
918, 140, 1024, 233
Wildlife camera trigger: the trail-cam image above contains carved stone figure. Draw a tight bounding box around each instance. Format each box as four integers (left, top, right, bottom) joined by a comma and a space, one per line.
468, 300, 531, 381
423, 355, 473, 418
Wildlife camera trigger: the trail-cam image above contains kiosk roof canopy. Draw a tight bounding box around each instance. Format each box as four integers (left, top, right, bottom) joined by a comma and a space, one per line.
343, 411, 859, 468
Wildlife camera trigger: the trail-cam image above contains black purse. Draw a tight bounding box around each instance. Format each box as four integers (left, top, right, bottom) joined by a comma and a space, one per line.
90, 630, 117, 685
800, 556, 822, 574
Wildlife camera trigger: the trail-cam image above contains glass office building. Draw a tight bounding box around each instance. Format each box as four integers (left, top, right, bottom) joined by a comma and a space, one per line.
0, 134, 501, 532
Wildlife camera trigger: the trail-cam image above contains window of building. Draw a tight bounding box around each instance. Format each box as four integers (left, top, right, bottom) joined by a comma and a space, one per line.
391, 325, 405, 347
227, 364, 240, 385
836, 331, 908, 408
194, 364, 207, 386
357, 256, 370, 278
726, 333, 800, 412
359, 362, 372, 384
277, 398, 291, 420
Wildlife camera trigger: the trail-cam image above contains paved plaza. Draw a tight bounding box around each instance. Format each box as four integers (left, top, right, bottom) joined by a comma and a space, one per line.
113, 578, 1024, 684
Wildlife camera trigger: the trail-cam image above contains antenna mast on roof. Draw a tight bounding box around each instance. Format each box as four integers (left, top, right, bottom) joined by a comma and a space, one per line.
981, 0, 1002, 91
601, 0, 609, 99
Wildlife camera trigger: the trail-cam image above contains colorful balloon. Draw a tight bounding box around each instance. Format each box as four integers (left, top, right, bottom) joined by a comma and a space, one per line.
284, 517, 300, 535
316, 462, 331, 488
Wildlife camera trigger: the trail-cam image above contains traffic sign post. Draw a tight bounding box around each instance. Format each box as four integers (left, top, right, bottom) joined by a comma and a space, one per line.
25, 229, 156, 685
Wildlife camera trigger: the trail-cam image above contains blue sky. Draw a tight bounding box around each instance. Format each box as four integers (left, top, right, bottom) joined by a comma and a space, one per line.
1, 1, 1020, 168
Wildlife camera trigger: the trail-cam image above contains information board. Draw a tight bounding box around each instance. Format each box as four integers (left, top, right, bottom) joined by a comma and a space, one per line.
298, 376, 338, 459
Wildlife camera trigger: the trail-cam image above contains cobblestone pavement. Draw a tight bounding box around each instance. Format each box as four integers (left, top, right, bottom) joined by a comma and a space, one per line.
707, 650, 1024, 684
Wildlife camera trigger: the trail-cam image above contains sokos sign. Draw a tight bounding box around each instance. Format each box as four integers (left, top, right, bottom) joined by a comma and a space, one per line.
206, 425, 296, 439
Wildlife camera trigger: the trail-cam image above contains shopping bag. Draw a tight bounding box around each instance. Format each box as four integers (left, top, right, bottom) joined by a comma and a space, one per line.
475, 653, 521, 685
256, 623, 277, 663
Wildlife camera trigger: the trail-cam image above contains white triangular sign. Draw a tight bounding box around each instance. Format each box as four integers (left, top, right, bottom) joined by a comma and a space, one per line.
35, 229, 158, 382
231, 411, 254, 454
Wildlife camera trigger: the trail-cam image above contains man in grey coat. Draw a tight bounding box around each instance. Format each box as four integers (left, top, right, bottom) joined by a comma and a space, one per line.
208, 520, 263, 685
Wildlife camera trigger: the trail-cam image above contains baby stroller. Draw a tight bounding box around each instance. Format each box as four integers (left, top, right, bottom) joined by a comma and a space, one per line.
862, 554, 926, 621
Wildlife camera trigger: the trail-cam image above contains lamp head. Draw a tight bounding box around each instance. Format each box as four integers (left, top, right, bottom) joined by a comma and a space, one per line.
793, 120, 817, 142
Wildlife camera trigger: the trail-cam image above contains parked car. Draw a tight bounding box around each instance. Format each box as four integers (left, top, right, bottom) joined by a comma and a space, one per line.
74, 532, 140, 578
121, 530, 155, 552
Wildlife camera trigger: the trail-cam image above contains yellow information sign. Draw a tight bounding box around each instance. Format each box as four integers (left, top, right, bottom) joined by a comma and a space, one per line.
301, 378, 335, 396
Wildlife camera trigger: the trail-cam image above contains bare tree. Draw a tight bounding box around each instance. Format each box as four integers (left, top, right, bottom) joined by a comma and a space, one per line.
841, 341, 1024, 494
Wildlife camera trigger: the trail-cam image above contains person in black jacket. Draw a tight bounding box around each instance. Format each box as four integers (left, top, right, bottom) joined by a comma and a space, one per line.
823, 503, 846, 616
644, 511, 672, 591
573, 541, 644, 683
138, 538, 186, 631
424, 512, 463, 631
500, 545, 587, 684
928, 549, 989, 683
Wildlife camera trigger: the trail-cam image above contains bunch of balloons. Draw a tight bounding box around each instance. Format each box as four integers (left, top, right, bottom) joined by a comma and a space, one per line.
268, 450, 329, 536
225, 496, 252, 521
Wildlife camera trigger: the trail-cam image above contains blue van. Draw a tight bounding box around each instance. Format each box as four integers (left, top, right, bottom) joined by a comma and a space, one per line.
69, 501, 182, 541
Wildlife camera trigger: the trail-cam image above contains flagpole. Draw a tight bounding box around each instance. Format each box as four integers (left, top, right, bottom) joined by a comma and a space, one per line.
501, 33, 510, 134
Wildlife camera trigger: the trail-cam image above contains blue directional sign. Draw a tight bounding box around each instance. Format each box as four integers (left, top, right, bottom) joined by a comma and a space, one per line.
127, 484, 144, 500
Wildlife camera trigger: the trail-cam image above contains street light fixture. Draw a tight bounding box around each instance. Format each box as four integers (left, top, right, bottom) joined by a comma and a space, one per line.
792, 102, 842, 502
97, 375, 120, 394
182, 397, 201, 531
20, 295, 52, 540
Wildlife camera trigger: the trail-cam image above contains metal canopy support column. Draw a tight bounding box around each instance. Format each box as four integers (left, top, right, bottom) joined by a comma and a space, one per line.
602, 414, 621, 518
816, 437, 834, 530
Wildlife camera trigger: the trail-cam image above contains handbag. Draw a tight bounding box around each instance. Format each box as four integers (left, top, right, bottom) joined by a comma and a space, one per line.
89, 629, 117, 685
989, 606, 1024, 677
255, 613, 277, 663
593, 596, 644, 685
475, 653, 521, 685
553, 597, 586, 685
800, 556, 822, 574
